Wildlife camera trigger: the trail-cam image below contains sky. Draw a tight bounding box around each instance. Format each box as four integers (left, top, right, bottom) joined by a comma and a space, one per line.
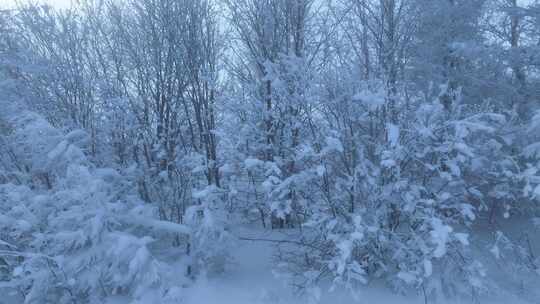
0, 0, 536, 9
0, 0, 73, 9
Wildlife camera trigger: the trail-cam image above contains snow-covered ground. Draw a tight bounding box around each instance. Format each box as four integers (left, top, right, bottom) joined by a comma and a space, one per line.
180, 226, 538, 304
1, 211, 538, 304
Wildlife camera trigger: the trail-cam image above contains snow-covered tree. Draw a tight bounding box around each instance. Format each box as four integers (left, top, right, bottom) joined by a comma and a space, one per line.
2, 0, 540, 302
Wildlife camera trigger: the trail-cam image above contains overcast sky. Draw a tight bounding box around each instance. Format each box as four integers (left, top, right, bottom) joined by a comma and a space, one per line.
0, 0, 72, 9
0, 0, 536, 11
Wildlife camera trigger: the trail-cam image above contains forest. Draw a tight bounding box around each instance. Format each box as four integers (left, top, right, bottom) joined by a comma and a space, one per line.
1, 0, 540, 303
